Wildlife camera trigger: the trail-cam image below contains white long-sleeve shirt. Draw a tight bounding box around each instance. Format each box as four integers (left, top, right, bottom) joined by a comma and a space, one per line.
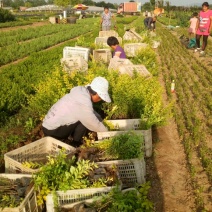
42, 86, 108, 132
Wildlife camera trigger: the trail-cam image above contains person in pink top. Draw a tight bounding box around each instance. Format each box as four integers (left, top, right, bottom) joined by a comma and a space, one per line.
194, 2, 212, 56
188, 12, 198, 38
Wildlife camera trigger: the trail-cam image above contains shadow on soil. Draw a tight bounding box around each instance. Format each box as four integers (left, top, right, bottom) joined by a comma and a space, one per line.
146, 126, 165, 212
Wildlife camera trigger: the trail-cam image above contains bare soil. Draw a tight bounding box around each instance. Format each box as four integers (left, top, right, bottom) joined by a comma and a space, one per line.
147, 90, 196, 211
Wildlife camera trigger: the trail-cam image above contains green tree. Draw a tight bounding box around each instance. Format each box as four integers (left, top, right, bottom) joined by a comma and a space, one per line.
150, 0, 155, 7
25, 2, 32, 7
82, 0, 95, 6
54, 0, 79, 7
165, 1, 170, 13
0, 8, 15, 22
142, 2, 152, 11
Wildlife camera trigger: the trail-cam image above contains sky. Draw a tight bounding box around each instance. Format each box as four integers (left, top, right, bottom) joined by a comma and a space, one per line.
104, 0, 212, 6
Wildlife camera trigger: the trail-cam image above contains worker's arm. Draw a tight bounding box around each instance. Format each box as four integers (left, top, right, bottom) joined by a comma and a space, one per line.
195, 15, 200, 32
77, 106, 108, 132
209, 16, 212, 33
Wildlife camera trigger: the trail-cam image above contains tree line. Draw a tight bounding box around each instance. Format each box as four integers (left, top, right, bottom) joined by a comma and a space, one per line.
142, 0, 201, 12
3, 0, 118, 9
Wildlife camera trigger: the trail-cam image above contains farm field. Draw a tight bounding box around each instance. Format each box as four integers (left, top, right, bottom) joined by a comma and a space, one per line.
0, 15, 211, 211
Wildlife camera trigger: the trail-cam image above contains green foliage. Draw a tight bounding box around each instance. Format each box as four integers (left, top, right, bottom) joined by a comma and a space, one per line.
0, 18, 98, 125
54, 0, 77, 7
0, 8, 15, 23
26, 69, 73, 120
175, 11, 189, 27
96, 132, 144, 160
91, 182, 153, 212
0, 20, 33, 28
131, 46, 159, 76
33, 150, 99, 205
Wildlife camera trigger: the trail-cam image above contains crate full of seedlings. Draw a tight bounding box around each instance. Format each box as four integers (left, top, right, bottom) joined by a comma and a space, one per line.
99, 30, 119, 37
119, 65, 151, 77
77, 132, 146, 187
63, 46, 90, 61
124, 43, 148, 57
4, 136, 76, 174
30, 150, 121, 212
123, 30, 143, 42
108, 58, 133, 71
61, 56, 88, 73
93, 49, 112, 63
98, 119, 152, 157
0, 174, 42, 212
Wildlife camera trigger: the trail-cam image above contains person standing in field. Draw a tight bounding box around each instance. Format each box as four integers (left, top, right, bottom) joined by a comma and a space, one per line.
194, 2, 212, 56
188, 12, 198, 38
100, 6, 114, 31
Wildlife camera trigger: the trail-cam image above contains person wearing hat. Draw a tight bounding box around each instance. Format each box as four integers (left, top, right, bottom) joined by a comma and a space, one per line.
42, 77, 111, 147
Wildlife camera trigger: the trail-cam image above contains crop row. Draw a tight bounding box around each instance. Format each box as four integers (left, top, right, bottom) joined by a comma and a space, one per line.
0, 23, 83, 47
0, 29, 99, 125
0, 20, 34, 28
157, 24, 211, 210
0, 19, 101, 66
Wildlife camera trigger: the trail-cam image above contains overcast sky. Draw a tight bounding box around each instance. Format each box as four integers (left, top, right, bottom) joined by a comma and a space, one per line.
105, 0, 212, 6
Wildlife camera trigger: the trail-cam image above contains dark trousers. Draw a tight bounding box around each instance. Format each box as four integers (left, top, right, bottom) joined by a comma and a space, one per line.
42, 121, 88, 144
196, 34, 208, 51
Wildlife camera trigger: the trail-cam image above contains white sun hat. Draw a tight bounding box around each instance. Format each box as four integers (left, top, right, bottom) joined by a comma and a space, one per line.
89, 77, 111, 103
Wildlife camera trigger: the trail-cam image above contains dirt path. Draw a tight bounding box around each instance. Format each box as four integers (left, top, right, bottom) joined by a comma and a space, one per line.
147, 99, 195, 211
0, 21, 49, 32
146, 46, 196, 211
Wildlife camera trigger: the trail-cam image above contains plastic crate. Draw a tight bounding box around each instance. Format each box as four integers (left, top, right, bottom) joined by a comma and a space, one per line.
123, 30, 143, 42
63, 47, 90, 61
97, 158, 146, 188
0, 174, 42, 212
99, 30, 118, 37
61, 57, 88, 73
124, 43, 148, 57
119, 65, 151, 77
46, 186, 121, 212
152, 41, 160, 49
93, 49, 112, 63
97, 119, 152, 157
4, 137, 76, 174
108, 58, 133, 71
95, 37, 122, 48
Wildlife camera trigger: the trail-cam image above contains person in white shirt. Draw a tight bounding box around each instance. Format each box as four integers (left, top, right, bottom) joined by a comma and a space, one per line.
42, 77, 111, 147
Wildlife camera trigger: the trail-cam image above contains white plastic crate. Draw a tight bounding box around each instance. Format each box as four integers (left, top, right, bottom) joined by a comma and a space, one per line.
123, 30, 143, 42
97, 158, 146, 188
0, 174, 42, 212
119, 65, 151, 77
152, 41, 161, 49
46, 186, 121, 212
61, 57, 88, 73
108, 58, 133, 71
4, 137, 76, 174
95, 37, 122, 48
99, 30, 119, 37
97, 119, 152, 157
63, 47, 90, 61
124, 43, 148, 57
93, 49, 112, 63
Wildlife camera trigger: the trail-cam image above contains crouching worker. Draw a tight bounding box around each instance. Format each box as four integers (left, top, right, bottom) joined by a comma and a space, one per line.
144, 16, 157, 31
42, 77, 111, 147
107, 36, 127, 59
